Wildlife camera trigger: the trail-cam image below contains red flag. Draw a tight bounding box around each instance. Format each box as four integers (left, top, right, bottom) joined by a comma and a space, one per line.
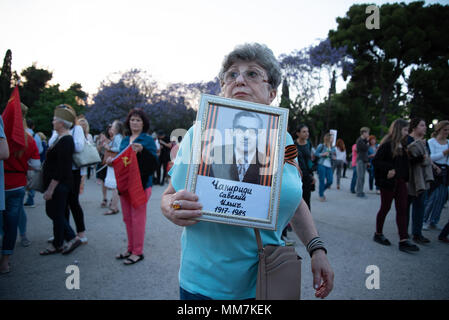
112, 145, 147, 208
2, 86, 25, 154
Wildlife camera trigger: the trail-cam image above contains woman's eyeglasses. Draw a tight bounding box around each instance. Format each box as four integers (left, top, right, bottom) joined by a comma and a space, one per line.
223, 68, 269, 85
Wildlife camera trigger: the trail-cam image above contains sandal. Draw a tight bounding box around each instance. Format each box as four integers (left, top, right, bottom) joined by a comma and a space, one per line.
40, 246, 63, 255
124, 255, 144, 265
116, 252, 132, 260
101, 199, 108, 208
62, 238, 82, 255
104, 209, 119, 215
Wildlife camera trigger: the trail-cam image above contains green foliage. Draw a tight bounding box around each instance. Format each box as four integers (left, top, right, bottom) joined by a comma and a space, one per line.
28, 84, 86, 136
19, 64, 53, 108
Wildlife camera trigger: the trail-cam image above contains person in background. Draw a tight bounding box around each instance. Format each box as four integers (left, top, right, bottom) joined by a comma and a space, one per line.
36, 132, 48, 162
334, 138, 347, 190
0, 116, 9, 245
77, 116, 94, 184
350, 143, 357, 193
112, 109, 157, 265
1, 107, 40, 273
23, 118, 42, 208
157, 130, 171, 186
96, 126, 111, 208
48, 105, 87, 245
315, 133, 336, 202
355, 127, 370, 198
406, 118, 431, 244
103, 120, 124, 215
372, 119, 419, 253
161, 43, 333, 300
40, 105, 82, 256
424, 120, 449, 231
367, 135, 380, 194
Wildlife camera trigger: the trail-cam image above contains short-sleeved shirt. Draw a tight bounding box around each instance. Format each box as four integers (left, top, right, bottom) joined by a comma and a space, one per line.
0, 117, 5, 210
4, 133, 40, 190
169, 125, 302, 299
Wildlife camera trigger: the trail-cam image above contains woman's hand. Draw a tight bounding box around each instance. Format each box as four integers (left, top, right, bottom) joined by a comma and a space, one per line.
161, 184, 203, 227
387, 169, 396, 179
43, 189, 53, 201
106, 156, 113, 165
311, 249, 334, 299
131, 143, 143, 153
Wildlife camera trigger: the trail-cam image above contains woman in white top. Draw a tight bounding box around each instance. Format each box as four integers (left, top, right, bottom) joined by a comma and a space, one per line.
424, 120, 449, 230
103, 120, 124, 215
334, 138, 347, 190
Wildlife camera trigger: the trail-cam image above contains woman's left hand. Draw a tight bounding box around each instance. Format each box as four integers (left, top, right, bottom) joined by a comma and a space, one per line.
311, 250, 334, 299
132, 143, 143, 153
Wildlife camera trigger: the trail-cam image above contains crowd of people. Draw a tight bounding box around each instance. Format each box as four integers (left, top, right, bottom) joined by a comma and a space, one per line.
0, 42, 447, 301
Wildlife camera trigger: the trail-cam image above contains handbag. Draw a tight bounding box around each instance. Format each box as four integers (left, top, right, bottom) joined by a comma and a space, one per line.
27, 168, 45, 193
254, 229, 302, 300
73, 140, 101, 167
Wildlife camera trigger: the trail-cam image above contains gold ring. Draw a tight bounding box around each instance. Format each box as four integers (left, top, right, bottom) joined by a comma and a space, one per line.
171, 200, 181, 210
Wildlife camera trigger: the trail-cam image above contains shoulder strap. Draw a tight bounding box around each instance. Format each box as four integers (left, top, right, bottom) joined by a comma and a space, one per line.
254, 229, 264, 253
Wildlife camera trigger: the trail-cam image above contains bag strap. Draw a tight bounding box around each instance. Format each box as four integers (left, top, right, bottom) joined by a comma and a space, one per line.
254, 229, 264, 255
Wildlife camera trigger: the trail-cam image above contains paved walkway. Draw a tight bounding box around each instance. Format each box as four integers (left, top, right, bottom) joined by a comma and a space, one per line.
1, 174, 448, 300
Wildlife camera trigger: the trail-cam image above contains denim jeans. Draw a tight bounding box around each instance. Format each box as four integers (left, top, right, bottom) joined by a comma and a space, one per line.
0, 201, 27, 237
424, 184, 448, 225
408, 192, 427, 237
356, 160, 366, 195
25, 189, 35, 205
317, 164, 333, 197
2, 188, 26, 255
350, 167, 357, 193
180, 287, 212, 300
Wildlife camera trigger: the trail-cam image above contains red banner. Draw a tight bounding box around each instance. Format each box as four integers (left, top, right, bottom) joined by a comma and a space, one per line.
112, 145, 147, 208
2, 86, 25, 154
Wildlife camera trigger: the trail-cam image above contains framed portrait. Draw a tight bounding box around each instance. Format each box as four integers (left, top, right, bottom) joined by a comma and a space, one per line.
185, 94, 289, 230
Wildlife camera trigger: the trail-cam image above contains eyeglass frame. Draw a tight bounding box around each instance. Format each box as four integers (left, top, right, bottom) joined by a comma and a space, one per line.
222, 67, 270, 86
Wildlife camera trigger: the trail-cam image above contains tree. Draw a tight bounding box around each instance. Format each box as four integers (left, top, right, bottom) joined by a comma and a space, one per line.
0, 49, 12, 110
28, 84, 87, 135
19, 64, 53, 109
329, 1, 449, 134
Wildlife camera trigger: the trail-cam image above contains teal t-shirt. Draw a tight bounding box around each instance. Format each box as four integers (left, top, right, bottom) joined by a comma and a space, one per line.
169, 126, 302, 299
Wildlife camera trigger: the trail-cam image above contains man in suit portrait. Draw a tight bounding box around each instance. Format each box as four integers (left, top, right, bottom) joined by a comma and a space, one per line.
203, 110, 271, 185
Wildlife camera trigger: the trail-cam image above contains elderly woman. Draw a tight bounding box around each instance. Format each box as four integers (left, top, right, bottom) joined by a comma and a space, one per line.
110, 109, 157, 265
40, 105, 81, 255
161, 43, 334, 300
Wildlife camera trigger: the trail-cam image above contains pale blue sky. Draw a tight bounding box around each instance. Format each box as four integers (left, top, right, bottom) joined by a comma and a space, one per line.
1, 0, 446, 95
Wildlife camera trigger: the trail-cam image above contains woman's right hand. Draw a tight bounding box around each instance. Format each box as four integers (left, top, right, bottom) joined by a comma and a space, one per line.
387, 169, 396, 179
161, 183, 203, 227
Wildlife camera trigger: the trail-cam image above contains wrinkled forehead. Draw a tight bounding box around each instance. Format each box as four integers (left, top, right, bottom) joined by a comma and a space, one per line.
227, 60, 266, 72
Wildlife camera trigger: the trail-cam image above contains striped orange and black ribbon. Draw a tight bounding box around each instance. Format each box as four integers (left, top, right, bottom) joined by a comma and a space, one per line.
284, 144, 303, 179
198, 104, 219, 176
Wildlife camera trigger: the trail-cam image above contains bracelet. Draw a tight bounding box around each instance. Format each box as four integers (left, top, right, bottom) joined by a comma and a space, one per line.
307, 237, 327, 257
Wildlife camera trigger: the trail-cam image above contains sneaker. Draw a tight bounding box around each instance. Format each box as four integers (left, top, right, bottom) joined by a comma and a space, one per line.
373, 233, 391, 246
357, 193, 367, 198
79, 237, 88, 244
399, 240, 420, 253
422, 223, 430, 231
21, 236, 31, 247
412, 235, 430, 244
47, 236, 54, 243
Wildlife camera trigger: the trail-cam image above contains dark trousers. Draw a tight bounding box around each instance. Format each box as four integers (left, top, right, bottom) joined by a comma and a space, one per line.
157, 159, 169, 185
407, 192, 427, 237
65, 169, 86, 233
376, 179, 409, 241
46, 183, 76, 248
302, 177, 312, 211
